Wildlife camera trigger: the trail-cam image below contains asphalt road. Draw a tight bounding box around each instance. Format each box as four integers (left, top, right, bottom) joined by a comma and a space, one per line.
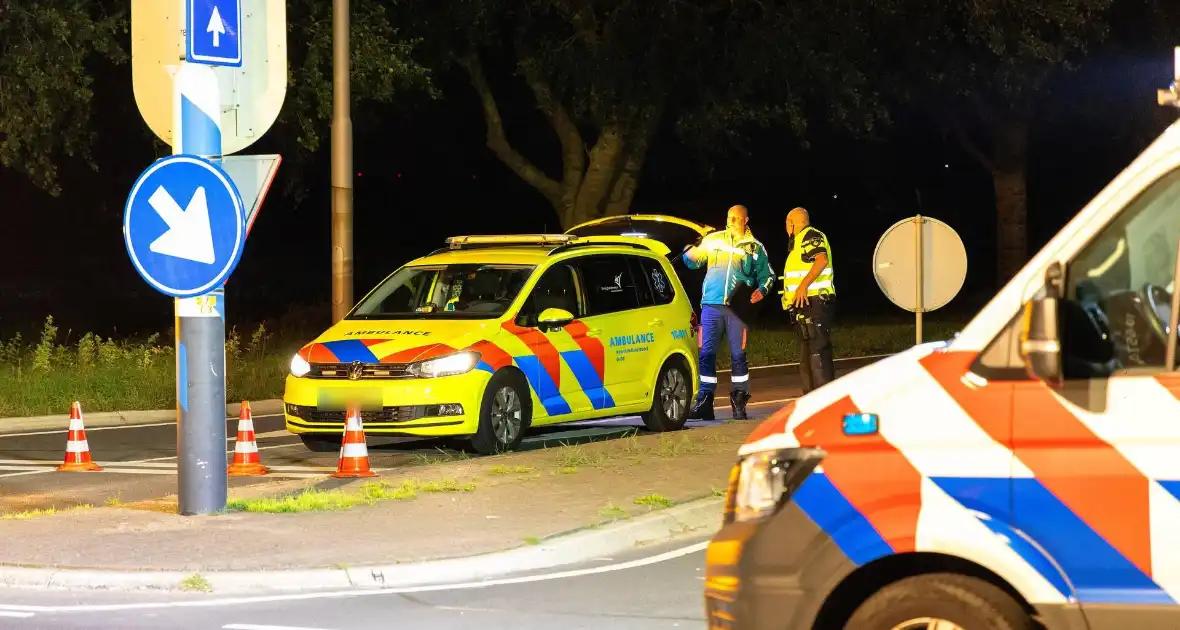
0, 358, 880, 515
0, 536, 712, 629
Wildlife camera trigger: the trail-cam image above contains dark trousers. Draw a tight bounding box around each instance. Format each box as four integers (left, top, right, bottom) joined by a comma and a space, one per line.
791, 297, 836, 394
698, 304, 749, 397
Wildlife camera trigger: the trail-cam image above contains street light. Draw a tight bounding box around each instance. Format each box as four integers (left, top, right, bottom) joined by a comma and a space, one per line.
331, 0, 353, 323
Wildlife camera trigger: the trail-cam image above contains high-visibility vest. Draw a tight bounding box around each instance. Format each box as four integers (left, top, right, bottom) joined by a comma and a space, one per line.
782, 227, 835, 299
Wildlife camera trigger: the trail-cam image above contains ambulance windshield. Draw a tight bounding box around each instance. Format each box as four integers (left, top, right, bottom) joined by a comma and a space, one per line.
349, 264, 536, 319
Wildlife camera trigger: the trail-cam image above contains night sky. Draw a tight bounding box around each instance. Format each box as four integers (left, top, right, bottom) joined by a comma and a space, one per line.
2, 46, 1176, 342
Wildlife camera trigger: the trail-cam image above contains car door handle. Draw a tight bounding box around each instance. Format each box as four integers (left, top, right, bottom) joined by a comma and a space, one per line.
586, 328, 602, 337
648, 319, 664, 327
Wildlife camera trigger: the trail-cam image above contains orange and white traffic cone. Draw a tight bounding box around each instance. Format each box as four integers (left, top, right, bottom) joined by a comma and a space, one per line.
227, 401, 269, 476
332, 407, 377, 478
57, 401, 102, 472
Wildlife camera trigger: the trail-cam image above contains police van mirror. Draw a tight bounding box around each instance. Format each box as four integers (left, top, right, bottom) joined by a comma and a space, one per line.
537, 308, 575, 331
1019, 296, 1063, 387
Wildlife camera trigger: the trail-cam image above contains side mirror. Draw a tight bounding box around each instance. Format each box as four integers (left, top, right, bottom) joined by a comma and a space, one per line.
1019, 296, 1063, 387
537, 307, 575, 332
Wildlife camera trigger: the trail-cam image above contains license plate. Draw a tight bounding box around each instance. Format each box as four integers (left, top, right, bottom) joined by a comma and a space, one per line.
317, 388, 383, 411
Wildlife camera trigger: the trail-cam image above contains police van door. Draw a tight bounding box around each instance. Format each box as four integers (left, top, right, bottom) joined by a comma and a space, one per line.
1014, 163, 1180, 625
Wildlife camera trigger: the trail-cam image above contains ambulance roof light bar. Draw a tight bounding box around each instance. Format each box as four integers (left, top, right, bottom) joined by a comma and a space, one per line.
1158, 46, 1180, 109
445, 234, 577, 249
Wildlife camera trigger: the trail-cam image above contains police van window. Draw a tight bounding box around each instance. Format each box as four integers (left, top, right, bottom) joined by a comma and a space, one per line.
577, 255, 641, 316
1063, 166, 1180, 375
522, 262, 582, 321
974, 312, 1027, 379
636, 256, 675, 306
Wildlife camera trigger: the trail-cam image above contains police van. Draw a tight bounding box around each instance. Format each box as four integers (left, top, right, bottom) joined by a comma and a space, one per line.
705, 49, 1180, 629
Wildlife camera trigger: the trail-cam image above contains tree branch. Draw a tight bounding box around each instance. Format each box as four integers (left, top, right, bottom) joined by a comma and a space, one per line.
551, 0, 600, 44
460, 53, 564, 204
518, 59, 585, 191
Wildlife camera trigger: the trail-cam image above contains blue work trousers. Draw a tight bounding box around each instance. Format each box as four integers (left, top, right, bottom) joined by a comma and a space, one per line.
697, 305, 749, 396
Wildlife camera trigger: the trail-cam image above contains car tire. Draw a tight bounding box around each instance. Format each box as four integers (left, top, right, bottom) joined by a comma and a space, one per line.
469, 370, 531, 456
300, 434, 342, 452
640, 357, 692, 432
843, 573, 1036, 630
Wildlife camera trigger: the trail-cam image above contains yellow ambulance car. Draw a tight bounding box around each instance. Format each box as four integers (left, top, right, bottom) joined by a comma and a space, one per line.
284, 216, 712, 454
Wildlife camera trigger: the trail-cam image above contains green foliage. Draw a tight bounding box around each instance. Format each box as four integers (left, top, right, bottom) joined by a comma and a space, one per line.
1, 1, 433, 200
0, 316, 295, 418
392, 0, 886, 172
0, 0, 127, 194
859, 0, 1115, 118
283, 0, 435, 152
0, 314, 967, 419
273, 0, 437, 201
32, 316, 58, 372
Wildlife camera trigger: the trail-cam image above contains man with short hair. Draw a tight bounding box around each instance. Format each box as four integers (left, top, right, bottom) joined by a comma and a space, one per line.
782, 206, 837, 393
682, 205, 776, 420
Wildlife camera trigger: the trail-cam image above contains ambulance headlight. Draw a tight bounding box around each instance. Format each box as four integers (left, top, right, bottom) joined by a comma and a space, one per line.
407, 351, 481, 379
290, 353, 311, 378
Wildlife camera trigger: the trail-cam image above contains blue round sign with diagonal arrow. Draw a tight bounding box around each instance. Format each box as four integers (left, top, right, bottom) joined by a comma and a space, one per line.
123, 154, 245, 298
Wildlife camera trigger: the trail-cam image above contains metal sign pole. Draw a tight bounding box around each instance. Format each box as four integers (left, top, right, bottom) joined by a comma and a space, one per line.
331, 0, 354, 323
915, 215, 923, 345
130, 0, 281, 516
173, 13, 228, 516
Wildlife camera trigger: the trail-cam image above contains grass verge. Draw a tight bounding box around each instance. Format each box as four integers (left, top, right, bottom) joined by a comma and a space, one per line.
0, 315, 965, 418
551, 433, 711, 471
226, 478, 476, 514
1, 504, 93, 520
180, 574, 211, 592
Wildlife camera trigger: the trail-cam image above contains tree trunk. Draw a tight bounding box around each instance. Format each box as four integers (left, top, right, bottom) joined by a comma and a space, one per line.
948, 99, 1031, 288
567, 125, 625, 227
993, 168, 1028, 285
991, 115, 1030, 286
461, 54, 565, 209
603, 105, 661, 218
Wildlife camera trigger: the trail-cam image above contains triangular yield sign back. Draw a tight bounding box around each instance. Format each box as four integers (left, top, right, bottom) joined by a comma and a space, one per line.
212, 154, 281, 235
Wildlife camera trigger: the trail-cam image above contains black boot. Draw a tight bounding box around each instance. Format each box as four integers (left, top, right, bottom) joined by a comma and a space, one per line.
729, 390, 751, 420
689, 392, 715, 420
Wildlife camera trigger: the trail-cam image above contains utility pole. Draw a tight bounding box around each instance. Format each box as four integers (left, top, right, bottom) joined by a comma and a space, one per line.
331, 0, 353, 322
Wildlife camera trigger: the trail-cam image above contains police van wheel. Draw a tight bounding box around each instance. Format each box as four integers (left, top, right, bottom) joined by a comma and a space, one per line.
640, 359, 692, 433
470, 370, 531, 456
844, 573, 1035, 630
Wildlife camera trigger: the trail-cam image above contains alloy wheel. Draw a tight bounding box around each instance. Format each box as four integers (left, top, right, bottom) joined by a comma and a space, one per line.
490, 386, 523, 445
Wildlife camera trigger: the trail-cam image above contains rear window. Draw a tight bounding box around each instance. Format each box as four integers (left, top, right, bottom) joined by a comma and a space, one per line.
635, 256, 676, 306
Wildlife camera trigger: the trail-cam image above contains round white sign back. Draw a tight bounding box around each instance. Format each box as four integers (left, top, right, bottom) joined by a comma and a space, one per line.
872, 216, 967, 313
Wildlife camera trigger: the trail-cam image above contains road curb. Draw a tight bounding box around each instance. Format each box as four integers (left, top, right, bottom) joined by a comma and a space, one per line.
0, 400, 285, 435
0, 497, 724, 593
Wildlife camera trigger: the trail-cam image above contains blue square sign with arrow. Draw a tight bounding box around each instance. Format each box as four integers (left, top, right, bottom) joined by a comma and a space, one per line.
123, 154, 246, 298
186, 0, 242, 67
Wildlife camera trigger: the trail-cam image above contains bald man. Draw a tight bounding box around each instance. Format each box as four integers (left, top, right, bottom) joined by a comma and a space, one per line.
681, 204, 776, 420
782, 207, 837, 392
